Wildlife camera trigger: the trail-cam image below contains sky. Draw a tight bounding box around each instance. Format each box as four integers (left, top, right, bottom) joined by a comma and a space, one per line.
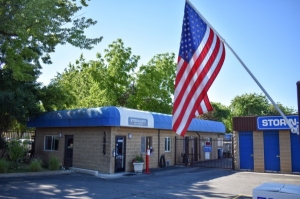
38, 0, 300, 110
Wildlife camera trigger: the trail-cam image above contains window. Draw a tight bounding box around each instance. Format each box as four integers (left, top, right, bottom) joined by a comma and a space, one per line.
165, 137, 171, 152
44, 136, 59, 151
141, 136, 152, 153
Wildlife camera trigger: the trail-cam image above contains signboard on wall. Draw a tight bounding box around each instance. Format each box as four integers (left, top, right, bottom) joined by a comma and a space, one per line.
257, 115, 299, 130
204, 146, 212, 152
128, 117, 148, 126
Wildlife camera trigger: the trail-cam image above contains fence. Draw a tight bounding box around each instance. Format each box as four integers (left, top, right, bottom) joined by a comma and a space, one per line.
175, 136, 233, 169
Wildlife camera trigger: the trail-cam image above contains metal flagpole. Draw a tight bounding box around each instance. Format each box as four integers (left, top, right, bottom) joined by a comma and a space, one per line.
186, 0, 298, 134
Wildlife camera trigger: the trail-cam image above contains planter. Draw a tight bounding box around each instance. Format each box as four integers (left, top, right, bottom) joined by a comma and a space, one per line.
133, 162, 144, 173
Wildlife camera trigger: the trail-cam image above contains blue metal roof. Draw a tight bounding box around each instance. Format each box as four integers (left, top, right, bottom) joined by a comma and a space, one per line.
27, 106, 225, 133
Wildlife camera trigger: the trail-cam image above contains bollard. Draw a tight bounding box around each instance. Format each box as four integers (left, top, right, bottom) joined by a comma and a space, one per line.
145, 149, 150, 174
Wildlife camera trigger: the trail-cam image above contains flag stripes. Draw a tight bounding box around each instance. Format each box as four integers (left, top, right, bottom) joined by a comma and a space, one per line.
172, 1, 225, 136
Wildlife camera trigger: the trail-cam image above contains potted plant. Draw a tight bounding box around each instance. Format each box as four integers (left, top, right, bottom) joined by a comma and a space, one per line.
132, 154, 144, 173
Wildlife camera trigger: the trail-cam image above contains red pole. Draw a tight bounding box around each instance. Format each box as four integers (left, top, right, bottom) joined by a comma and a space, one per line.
145, 149, 150, 174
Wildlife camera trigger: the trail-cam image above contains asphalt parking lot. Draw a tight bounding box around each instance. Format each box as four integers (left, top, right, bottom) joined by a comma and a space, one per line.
1, 166, 300, 199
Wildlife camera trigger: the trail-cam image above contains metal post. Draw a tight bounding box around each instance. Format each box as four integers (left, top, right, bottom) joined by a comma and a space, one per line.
158, 129, 160, 167
175, 136, 177, 165
145, 148, 150, 174
297, 81, 300, 136
185, 137, 189, 166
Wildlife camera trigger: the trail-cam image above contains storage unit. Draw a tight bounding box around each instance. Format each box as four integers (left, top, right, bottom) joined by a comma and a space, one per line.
233, 115, 299, 174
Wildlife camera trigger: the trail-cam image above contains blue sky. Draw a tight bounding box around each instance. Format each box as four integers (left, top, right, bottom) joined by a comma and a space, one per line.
38, 0, 300, 110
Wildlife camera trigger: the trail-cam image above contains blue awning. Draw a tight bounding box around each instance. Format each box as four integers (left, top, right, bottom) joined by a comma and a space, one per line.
27, 106, 225, 133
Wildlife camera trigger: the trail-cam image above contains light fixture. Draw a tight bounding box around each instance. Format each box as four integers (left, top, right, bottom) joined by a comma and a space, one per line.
128, 133, 132, 139
59, 133, 63, 138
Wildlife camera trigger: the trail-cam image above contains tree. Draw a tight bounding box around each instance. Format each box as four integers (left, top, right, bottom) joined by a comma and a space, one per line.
42, 40, 177, 114
0, 67, 41, 134
103, 39, 140, 107
267, 103, 297, 116
230, 93, 269, 116
0, 0, 102, 80
198, 102, 232, 132
41, 54, 106, 110
43, 39, 140, 109
230, 92, 297, 117
133, 53, 176, 114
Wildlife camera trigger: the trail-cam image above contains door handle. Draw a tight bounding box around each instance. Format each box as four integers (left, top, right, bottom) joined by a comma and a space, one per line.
276, 155, 280, 158
250, 154, 253, 157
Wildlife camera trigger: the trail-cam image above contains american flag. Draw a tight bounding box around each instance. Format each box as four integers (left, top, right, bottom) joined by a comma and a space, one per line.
172, 1, 226, 137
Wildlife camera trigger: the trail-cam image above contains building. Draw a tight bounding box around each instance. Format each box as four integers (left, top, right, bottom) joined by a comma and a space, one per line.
27, 106, 226, 174
233, 115, 299, 174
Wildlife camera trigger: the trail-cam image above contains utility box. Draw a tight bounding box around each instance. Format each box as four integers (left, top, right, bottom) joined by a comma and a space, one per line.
252, 182, 300, 199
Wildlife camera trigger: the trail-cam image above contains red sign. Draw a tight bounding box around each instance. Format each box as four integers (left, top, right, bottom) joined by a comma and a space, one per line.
205, 142, 211, 146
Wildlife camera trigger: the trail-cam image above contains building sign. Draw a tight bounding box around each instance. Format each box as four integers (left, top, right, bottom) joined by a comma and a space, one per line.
128, 117, 148, 127
204, 146, 212, 152
257, 115, 299, 130
224, 134, 232, 141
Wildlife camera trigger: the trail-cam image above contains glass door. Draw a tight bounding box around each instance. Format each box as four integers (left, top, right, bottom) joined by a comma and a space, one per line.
115, 136, 126, 172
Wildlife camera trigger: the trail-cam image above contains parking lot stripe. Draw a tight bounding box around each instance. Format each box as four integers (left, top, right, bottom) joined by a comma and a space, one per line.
232, 194, 252, 199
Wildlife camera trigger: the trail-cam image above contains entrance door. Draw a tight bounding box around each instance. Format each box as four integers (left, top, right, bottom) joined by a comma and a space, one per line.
64, 135, 74, 168
115, 136, 126, 172
290, 132, 300, 173
264, 131, 280, 172
239, 132, 254, 170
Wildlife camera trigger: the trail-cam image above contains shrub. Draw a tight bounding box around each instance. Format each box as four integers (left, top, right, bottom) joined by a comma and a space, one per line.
0, 159, 9, 173
48, 156, 60, 171
29, 159, 42, 172
7, 140, 27, 168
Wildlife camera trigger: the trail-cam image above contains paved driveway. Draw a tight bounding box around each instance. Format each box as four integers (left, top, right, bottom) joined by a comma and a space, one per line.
1, 166, 300, 198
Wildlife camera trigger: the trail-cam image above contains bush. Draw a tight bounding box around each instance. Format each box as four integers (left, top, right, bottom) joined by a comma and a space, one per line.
48, 156, 60, 171
29, 159, 42, 172
7, 140, 27, 168
0, 159, 9, 173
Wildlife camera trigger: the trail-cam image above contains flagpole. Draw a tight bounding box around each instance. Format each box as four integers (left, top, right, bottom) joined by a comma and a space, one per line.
224, 42, 297, 134
186, 0, 298, 134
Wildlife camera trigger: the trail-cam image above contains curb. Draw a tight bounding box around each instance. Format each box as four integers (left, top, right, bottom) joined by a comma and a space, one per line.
0, 170, 74, 178
70, 167, 98, 176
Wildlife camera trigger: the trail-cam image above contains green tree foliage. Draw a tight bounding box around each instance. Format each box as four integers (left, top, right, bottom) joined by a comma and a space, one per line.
134, 53, 176, 114
103, 39, 140, 107
266, 103, 296, 115
230, 92, 296, 117
0, 0, 102, 80
43, 39, 177, 114
199, 102, 232, 132
0, 68, 41, 132
230, 93, 270, 116
0, 0, 102, 132
43, 39, 140, 109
